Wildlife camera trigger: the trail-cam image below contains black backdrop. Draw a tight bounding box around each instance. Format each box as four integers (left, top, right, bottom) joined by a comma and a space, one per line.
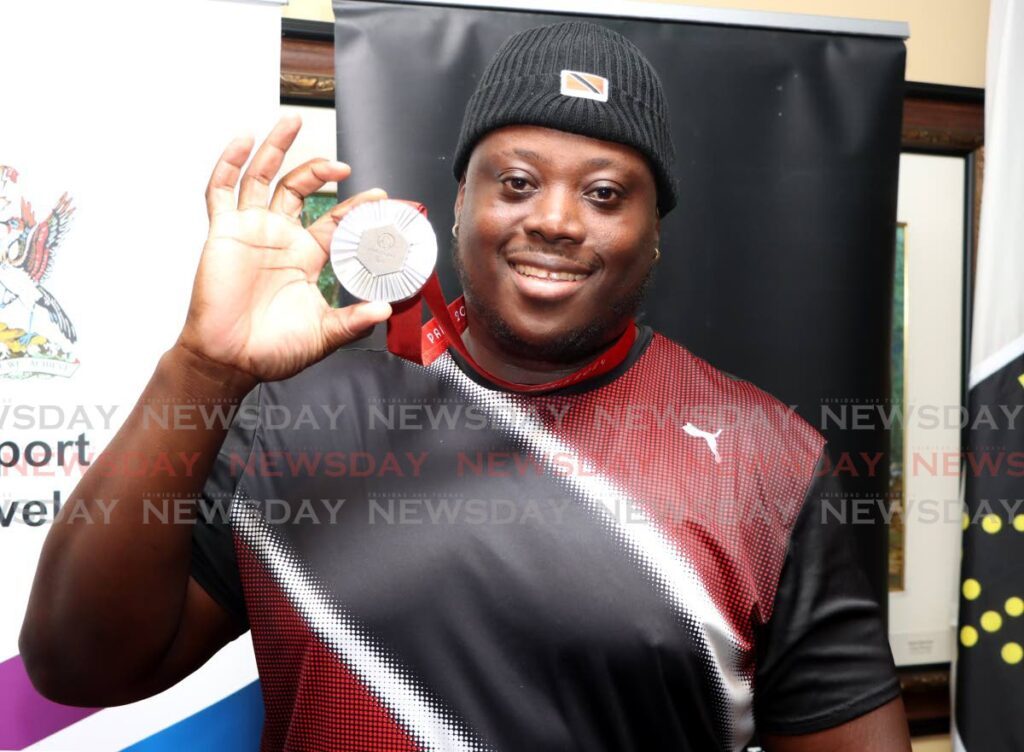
332, 0, 906, 612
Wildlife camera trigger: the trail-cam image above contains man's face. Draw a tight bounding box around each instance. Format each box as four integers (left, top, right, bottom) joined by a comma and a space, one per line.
453, 125, 660, 366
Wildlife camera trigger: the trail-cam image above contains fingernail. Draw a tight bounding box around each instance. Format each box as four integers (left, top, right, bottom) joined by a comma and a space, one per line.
329, 161, 350, 171
362, 301, 392, 318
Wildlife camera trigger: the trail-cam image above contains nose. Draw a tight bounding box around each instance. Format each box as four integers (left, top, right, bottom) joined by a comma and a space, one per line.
522, 185, 586, 245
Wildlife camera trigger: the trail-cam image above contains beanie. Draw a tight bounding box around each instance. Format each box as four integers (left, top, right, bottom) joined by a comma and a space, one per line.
452, 21, 678, 216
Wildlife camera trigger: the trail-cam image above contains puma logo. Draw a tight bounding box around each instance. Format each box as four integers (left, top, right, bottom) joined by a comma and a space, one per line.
682, 423, 722, 463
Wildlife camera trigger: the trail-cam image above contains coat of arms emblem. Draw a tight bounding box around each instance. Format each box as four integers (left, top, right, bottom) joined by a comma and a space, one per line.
0, 165, 79, 379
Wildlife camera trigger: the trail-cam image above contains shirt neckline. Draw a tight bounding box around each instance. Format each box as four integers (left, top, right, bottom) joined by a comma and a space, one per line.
444, 324, 654, 397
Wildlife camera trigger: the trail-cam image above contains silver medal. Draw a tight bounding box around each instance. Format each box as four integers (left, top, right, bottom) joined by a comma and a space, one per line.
330, 199, 438, 303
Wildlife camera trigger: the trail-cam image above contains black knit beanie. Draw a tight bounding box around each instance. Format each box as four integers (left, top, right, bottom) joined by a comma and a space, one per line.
452, 21, 677, 216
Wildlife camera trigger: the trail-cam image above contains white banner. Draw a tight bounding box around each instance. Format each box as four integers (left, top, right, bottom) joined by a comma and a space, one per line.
969, 0, 1024, 386
1, 0, 280, 748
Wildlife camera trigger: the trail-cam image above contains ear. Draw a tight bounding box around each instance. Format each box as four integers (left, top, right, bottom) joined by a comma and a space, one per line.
454, 175, 467, 220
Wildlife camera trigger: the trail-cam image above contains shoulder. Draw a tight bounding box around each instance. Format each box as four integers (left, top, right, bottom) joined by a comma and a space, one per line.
639, 331, 825, 468
617, 331, 834, 646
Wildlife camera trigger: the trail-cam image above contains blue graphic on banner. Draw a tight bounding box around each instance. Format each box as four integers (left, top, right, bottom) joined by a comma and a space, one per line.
120, 681, 262, 751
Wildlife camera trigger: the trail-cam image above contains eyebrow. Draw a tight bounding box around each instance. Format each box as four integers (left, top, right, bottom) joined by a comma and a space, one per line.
506, 148, 547, 163
502, 151, 618, 171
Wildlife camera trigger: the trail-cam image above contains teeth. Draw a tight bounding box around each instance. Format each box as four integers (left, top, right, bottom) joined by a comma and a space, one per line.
511, 263, 587, 282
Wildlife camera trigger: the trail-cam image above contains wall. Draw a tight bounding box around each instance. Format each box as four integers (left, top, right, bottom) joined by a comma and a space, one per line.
287, 0, 989, 88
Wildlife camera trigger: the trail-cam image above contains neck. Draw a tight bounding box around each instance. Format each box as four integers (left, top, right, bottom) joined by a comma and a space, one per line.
460, 324, 633, 386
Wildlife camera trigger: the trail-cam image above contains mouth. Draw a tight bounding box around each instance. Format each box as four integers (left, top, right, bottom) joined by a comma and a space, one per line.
509, 262, 589, 282
505, 255, 594, 301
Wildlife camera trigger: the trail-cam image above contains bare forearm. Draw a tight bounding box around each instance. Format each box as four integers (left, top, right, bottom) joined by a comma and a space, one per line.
762, 697, 912, 752
19, 343, 255, 697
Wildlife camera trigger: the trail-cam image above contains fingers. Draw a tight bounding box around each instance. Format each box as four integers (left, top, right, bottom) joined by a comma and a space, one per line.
205, 134, 255, 218
269, 159, 352, 219
307, 187, 389, 255
237, 114, 302, 210
321, 300, 392, 352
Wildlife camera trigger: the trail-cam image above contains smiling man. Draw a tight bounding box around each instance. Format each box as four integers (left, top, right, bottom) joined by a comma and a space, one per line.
453, 126, 660, 382
21, 20, 909, 752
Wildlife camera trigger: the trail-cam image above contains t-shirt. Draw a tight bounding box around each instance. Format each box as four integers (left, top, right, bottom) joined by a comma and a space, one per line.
191, 325, 900, 752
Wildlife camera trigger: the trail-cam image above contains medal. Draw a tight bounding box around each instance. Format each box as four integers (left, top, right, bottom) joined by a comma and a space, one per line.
330, 199, 437, 303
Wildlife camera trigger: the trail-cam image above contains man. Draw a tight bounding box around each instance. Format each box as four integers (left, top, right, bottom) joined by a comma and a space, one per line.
21, 21, 910, 752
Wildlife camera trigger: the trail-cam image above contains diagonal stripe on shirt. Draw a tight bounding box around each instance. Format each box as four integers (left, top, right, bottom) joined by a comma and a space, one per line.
431, 353, 755, 752
232, 495, 495, 752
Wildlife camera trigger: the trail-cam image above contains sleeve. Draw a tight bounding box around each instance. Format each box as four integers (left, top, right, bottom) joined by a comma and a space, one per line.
189, 384, 262, 630
752, 448, 902, 735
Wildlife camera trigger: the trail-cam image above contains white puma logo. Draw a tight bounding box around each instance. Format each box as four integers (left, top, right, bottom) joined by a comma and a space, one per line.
682, 423, 723, 463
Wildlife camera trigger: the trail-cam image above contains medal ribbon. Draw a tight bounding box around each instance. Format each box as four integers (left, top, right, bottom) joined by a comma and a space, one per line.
384, 201, 637, 394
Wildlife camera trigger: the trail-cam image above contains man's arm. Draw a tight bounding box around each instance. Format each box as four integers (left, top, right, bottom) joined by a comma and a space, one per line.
753, 448, 910, 748
18, 116, 392, 706
19, 345, 254, 706
762, 697, 911, 752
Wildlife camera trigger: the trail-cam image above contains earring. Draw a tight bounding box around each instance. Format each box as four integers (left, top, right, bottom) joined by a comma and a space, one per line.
652, 247, 660, 262
452, 222, 459, 239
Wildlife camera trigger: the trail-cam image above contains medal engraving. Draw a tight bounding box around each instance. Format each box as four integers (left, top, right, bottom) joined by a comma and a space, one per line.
357, 224, 409, 276
330, 199, 438, 303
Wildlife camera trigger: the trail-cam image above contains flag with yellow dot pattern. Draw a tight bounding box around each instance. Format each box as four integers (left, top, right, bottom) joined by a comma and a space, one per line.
954, 2, 1024, 749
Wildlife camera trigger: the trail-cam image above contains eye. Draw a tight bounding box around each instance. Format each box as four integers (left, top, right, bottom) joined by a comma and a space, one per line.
586, 184, 623, 204
501, 175, 533, 193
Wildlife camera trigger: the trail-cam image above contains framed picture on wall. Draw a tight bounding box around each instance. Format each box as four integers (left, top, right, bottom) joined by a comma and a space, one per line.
889, 222, 907, 593
887, 153, 966, 668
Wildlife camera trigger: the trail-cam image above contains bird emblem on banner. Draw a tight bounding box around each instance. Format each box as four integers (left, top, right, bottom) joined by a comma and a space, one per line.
0, 164, 80, 378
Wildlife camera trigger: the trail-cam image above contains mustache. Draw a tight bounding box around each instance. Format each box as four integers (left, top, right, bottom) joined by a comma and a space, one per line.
501, 246, 600, 272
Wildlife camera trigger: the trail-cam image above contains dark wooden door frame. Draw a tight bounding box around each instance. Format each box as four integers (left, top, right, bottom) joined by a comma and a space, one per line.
898, 81, 984, 738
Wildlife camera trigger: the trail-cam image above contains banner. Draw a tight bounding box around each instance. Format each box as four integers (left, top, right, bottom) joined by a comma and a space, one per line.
955, 0, 1024, 749
0, 1, 280, 749
332, 0, 906, 611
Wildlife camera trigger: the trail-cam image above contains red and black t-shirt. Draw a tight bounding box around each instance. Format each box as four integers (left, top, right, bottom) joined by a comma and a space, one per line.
191, 326, 900, 751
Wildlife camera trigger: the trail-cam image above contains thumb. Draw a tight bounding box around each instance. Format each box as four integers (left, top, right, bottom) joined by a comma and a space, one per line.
321, 300, 392, 351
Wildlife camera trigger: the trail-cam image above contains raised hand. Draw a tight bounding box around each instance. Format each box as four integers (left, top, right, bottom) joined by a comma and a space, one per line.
176, 114, 392, 384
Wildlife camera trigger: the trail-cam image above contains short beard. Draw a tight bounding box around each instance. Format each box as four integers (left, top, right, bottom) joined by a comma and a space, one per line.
451, 236, 651, 366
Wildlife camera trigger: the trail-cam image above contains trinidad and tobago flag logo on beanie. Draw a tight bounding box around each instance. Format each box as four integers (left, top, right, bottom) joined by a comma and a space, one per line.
559, 70, 609, 102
